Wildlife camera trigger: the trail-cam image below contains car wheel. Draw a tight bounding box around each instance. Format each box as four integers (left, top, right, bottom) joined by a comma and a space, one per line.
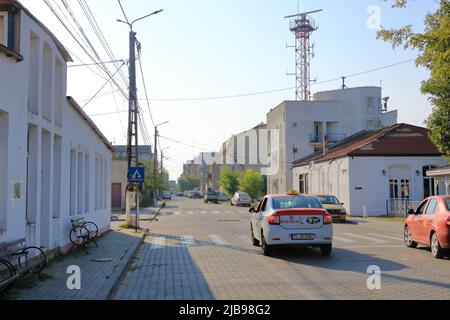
431, 232, 444, 259
251, 225, 260, 247
404, 226, 418, 248
261, 232, 272, 257
320, 244, 332, 256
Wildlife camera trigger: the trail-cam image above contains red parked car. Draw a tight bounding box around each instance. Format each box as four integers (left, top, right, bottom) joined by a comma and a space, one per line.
404, 196, 450, 259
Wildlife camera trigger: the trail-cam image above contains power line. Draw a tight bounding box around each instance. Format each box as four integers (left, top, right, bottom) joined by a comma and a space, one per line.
68, 59, 126, 67
136, 41, 156, 128
159, 135, 215, 152
82, 62, 126, 109
143, 59, 415, 102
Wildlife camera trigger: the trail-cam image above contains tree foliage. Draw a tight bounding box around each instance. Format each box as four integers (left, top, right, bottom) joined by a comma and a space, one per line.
239, 169, 265, 200
219, 167, 242, 196
177, 175, 201, 192
142, 160, 170, 192
377, 0, 450, 156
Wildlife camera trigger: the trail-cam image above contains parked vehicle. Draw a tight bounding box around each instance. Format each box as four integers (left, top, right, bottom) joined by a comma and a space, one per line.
249, 191, 333, 257
218, 192, 230, 202
191, 191, 202, 199
404, 196, 450, 259
176, 192, 184, 197
316, 195, 347, 222
162, 191, 172, 200
231, 192, 252, 207
204, 191, 219, 204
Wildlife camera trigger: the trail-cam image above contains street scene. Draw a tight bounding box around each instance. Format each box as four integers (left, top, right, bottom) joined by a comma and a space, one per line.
0, 0, 449, 306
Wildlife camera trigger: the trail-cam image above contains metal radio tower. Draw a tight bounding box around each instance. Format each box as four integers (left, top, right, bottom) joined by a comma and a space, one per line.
285, 9, 322, 101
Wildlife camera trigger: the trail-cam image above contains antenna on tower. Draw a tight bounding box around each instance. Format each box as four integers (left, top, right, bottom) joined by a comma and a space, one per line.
285, 8, 322, 101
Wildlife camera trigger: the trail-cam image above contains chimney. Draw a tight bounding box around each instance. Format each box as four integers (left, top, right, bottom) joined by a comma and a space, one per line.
323, 135, 329, 156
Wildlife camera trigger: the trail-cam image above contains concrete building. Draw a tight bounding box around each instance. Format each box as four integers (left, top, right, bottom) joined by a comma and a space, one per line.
111, 145, 153, 211
292, 124, 446, 217
427, 165, 450, 196
0, 0, 112, 251
113, 145, 152, 161
266, 86, 398, 194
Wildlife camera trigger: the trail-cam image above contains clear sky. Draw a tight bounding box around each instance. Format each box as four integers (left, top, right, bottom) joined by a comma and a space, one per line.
20, 0, 439, 180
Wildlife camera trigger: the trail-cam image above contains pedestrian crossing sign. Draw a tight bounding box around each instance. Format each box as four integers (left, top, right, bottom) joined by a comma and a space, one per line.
128, 167, 145, 183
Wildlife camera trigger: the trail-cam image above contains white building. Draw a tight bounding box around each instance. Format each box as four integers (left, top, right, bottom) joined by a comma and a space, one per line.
427, 165, 450, 196
0, 0, 112, 252
266, 86, 398, 194
292, 124, 446, 217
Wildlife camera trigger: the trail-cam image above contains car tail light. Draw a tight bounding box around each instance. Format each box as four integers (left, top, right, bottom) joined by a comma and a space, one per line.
323, 215, 333, 225
268, 214, 280, 225
447, 217, 450, 226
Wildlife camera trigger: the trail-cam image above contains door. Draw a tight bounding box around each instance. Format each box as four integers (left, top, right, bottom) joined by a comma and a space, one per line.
111, 183, 122, 209
419, 198, 438, 245
410, 199, 429, 243
255, 198, 268, 241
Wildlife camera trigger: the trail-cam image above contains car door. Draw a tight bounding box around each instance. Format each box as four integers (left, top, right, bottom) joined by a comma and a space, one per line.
251, 200, 264, 237
420, 198, 438, 246
410, 199, 429, 243
255, 198, 269, 241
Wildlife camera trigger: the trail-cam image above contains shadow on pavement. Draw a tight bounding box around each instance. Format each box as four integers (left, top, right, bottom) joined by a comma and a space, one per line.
115, 241, 215, 300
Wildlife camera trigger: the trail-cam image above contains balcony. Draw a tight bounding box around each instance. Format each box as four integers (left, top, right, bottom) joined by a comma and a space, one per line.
309, 133, 347, 145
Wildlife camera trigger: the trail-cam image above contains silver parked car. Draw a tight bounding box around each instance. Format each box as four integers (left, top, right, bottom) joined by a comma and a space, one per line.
231, 192, 252, 207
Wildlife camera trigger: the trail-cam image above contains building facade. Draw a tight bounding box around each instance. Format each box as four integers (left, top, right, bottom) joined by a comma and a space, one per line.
427, 165, 450, 196
266, 87, 398, 194
292, 124, 446, 217
0, 0, 112, 251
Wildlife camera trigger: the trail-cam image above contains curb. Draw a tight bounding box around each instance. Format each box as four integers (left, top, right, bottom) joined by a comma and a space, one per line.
106, 231, 146, 300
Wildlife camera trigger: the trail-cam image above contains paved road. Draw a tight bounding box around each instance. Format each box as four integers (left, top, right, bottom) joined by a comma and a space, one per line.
114, 198, 450, 300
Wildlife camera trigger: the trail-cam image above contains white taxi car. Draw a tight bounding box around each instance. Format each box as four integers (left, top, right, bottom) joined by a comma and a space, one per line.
250, 192, 333, 256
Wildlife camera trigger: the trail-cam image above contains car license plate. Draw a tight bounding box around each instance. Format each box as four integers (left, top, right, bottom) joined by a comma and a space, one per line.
291, 234, 315, 241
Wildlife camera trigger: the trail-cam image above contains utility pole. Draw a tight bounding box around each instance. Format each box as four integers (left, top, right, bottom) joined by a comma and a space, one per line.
153, 127, 158, 207
153, 122, 169, 207
117, 2, 164, 226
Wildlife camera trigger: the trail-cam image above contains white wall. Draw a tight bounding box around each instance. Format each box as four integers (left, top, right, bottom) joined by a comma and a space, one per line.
348, 157, 447, 216
267, 87, 397, 194
0, 8, 111, 250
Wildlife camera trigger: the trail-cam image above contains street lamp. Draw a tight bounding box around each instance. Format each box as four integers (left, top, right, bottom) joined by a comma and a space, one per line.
153, 121, 169, 207
117, 9, 164, 31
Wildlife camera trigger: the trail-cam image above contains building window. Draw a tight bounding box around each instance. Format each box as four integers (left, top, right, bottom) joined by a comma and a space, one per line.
299, 174, 309, 194
423, 166, 436, 198
389, 179, 399, 199
401, 179, 410, 199
0, 12, 7, 47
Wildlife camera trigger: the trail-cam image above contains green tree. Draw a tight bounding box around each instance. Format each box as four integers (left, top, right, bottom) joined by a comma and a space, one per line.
239, 169, 264, 201
219, 167, 242, 196
177, 175, 201, 192
142, 160, 170, 192
377, 0, 450, 156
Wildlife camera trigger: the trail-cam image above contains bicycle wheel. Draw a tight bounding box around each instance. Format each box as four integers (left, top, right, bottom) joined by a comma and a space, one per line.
83, 222, 99, 239
17, 247, 48, 275
0, 259, 15, 285
69, 226, 90, 246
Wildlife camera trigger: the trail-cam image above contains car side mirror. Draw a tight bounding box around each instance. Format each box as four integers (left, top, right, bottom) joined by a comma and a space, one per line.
408, 209, 415, 215
249, 207, 256, 213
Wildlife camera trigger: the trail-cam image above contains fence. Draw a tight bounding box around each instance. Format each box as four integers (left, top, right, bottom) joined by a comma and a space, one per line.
386, 199, 423, 217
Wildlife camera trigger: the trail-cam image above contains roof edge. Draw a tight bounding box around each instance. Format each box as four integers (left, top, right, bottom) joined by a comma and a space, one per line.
66, 97, 113, 152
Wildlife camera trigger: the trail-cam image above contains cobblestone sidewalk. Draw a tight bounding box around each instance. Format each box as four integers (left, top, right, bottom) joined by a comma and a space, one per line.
17, 224, 144, 300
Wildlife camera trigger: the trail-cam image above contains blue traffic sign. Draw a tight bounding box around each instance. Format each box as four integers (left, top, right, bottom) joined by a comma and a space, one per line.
128, 167, 145, 183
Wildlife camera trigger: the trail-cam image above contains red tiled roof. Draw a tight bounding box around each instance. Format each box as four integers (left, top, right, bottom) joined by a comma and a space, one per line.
293, 124, 442, 167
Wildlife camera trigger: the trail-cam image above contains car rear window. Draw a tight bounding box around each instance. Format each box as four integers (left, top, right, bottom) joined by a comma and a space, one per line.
445, 199, 450, 211
272, 196, 323, 210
